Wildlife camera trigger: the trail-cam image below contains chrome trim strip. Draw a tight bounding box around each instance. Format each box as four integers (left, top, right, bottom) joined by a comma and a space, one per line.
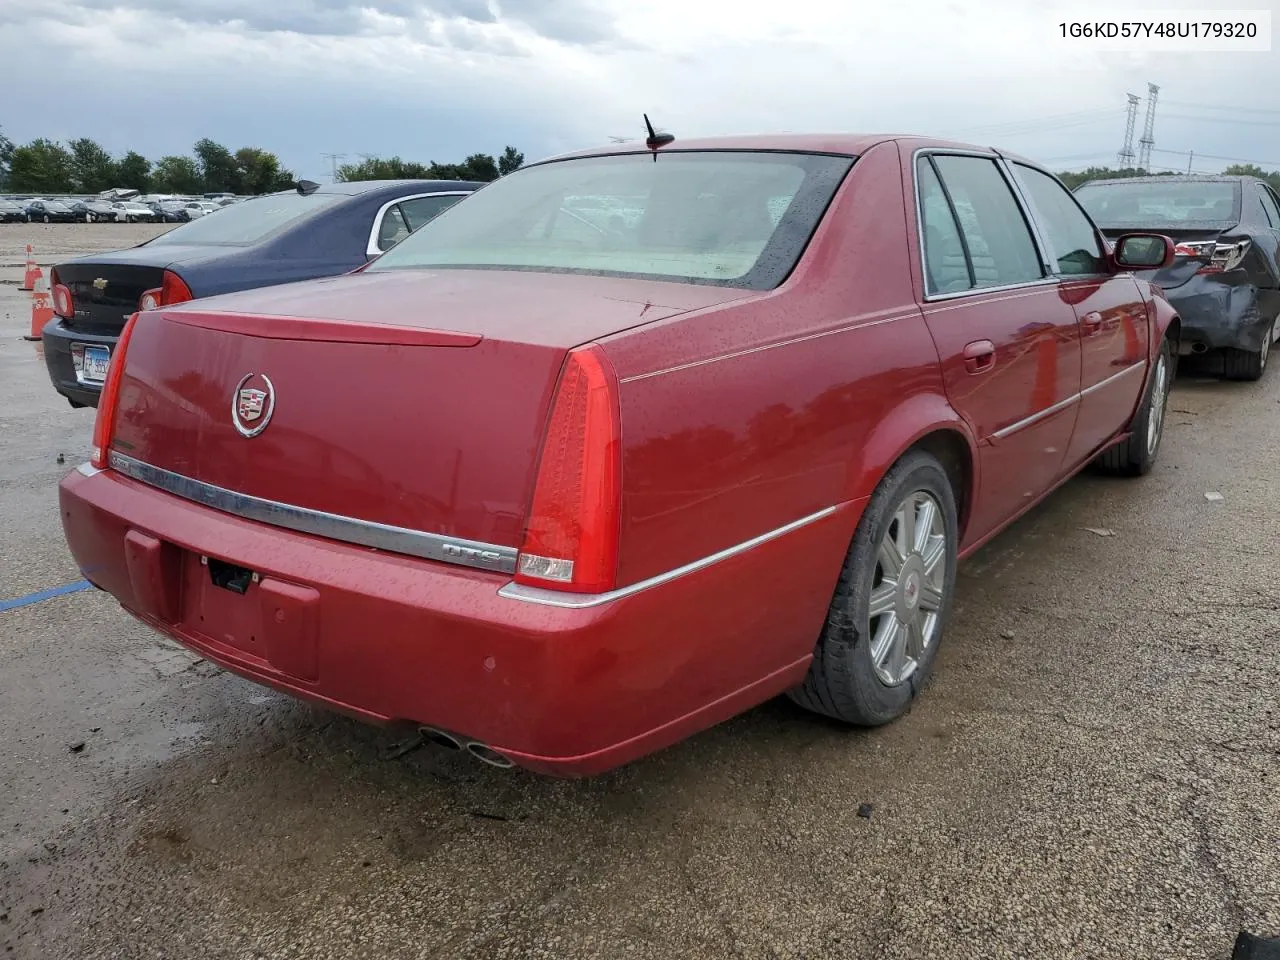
620, 311, 917, 383
76, 462, 103, 477
107, 452, 519, 574
1080, 359, 1145, 397
991, 393, 1079, 441
991, 360, 1146, 441
365, 191, 472, 257
497, 505, 840, 609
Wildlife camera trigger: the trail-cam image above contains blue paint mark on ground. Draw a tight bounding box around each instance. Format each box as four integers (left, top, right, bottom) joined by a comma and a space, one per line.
0, 579, 94, 613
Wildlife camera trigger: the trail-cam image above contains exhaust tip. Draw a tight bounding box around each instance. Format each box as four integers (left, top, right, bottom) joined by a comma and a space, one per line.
418, 727, 462, 751
1191, 341, 1209, 354
466, 742, 515, 769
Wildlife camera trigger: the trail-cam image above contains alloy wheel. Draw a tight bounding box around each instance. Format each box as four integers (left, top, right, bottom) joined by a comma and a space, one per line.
1146, 352, 1168, 456
868, 490, 947, 686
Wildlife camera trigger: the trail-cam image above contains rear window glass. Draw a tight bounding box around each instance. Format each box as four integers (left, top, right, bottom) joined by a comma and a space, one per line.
366, 151, 853, 289
1075, 180, 1239, 226
146, 192, 343, 246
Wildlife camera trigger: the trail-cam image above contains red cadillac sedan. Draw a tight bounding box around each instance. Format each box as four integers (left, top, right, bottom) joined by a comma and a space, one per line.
59, 134, 1180, 776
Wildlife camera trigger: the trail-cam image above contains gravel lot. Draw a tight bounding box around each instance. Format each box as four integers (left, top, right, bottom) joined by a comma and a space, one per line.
1, 226, 1278, 960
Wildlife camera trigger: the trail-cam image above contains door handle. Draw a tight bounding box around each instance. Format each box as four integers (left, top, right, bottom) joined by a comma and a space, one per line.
963, 340, 996, 374
1082, 312, 1104, 336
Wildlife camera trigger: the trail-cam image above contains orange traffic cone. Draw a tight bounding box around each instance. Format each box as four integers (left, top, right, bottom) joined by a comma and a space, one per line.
25, 271, 53, 341
20, 244, 38, 291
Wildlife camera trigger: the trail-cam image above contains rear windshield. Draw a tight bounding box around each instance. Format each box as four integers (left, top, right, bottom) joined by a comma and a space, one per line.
1075, 180, 1239, 226
146, 192, 343, 246
365, 151, 853, 289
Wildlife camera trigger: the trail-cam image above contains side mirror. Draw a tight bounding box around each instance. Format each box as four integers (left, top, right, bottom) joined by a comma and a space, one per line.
1113, 233, 1175, 270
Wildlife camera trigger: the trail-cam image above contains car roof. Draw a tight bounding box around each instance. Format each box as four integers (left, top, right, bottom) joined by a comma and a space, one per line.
312, 179, 484, 197
532, 133, 1050, 168
1080, 175, 1260, 186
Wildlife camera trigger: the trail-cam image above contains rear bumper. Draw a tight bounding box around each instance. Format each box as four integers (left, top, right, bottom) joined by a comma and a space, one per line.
1165, 277, 1271, 353
41, 317, 114, 408
59, 463, 856, 776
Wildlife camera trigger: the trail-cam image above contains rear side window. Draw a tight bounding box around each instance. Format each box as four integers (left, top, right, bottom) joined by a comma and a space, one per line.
1258, 185, 1280, 228
1014, 164, 1106, 275
377, 205, 412, 251
918, 162, 972, 295
920, 155, 1044, 293
400, 193, 466, 230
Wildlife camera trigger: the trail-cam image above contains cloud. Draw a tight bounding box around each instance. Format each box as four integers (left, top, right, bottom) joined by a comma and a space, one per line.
10, 0, 616, 44
1, 0, 1277, 183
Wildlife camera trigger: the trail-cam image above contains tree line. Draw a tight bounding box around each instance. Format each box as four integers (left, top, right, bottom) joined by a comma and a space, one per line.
335, 146, 524, 183
3, 126, 1272, 197
0, 127, 525, 195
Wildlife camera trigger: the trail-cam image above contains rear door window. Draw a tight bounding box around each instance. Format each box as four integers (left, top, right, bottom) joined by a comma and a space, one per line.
1013, 164, 1107, 275
924, 155, 1044, 291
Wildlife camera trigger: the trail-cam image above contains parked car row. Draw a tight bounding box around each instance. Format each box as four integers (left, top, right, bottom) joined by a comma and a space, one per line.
1, 194, 245, 224
44, 133, 1280, 778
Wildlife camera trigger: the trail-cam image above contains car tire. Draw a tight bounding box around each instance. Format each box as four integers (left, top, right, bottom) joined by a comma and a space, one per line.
1094, 335, 1173, 477
43, 214, 50, 223
1222, 317, 1274, 381
788, 449, 959, 726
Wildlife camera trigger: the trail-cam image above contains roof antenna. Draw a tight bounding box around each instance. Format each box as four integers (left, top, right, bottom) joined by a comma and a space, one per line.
296, 179, 320, 196
643, 114, 674, 159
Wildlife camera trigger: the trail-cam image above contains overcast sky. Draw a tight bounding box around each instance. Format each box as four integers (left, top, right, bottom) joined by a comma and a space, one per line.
2, 0, 1277, 181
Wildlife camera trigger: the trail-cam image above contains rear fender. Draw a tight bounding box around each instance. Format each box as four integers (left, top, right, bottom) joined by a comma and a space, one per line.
844, 390, 980, 533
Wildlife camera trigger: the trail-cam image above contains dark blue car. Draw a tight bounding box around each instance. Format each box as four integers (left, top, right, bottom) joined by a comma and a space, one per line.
43, 178, 480, 407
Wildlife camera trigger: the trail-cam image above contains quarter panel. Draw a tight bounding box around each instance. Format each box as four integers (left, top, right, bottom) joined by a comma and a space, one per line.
603, 140, 929, 588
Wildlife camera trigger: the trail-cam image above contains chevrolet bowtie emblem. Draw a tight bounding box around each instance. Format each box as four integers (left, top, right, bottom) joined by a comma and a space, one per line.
92, 278, 108, 290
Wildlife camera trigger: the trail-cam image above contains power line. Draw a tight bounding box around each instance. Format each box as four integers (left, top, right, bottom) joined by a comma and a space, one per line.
1161, 113, 1280, 128
946, 107, 1122, 138
1151, 147, 1280, 170
1161, 99, 1280, 116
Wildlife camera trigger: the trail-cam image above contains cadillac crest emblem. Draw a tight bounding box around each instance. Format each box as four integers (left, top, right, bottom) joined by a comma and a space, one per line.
231, 373, 275, 438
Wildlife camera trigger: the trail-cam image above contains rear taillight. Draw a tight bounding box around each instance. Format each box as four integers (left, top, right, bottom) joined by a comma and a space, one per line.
50, 267, 73, 319
515, 346, 622, 594
90, 312, 140, 470
138, 270, 193, 311
1175, 239, 1251, 274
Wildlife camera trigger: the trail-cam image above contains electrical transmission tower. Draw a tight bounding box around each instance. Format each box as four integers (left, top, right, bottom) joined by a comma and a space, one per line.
1136, 83, 1159, 172
1116, 94, 1140, 168
321, 152, 348, 182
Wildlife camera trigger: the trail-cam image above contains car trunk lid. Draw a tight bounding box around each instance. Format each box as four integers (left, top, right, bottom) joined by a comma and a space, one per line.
108, 269, 751, 553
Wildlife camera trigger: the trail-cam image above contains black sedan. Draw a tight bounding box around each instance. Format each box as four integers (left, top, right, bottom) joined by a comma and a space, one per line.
24, 199, 81, 223
1076, 174, 1280, 380
0, 199, 26, 223
42, 177, 480, 407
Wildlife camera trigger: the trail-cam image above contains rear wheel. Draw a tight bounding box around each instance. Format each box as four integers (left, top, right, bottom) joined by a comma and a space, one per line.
788, 450, 958, 726
42, 214, 50, 223
1223, 316, 1274, 381
1095, 335, 1172, 476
